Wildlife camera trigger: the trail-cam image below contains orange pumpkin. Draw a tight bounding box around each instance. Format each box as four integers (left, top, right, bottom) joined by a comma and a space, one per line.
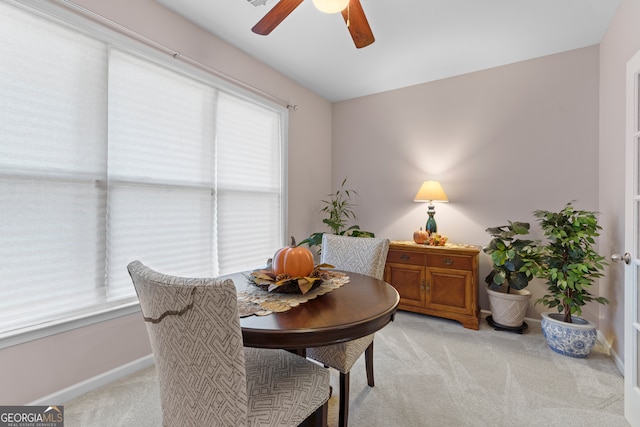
413, 227, 429, 244
272, 236, 315, 278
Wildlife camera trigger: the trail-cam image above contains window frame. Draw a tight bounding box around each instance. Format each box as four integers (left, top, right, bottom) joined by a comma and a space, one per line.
0, 0, 288, 349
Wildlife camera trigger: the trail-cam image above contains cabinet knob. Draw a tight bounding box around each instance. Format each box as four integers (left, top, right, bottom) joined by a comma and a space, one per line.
400, 254, 410, 261
442, 258, 454, 265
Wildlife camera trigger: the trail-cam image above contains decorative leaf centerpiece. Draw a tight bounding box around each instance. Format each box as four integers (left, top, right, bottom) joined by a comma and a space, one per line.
424, 233, 448, 246
412, 228, 448, 246
248, 263, 335, 295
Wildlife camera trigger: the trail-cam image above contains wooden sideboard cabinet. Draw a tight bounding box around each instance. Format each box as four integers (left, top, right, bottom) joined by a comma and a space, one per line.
384, 241, 481, 330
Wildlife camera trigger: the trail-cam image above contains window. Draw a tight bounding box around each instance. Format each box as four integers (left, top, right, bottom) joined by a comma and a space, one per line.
0, 0, 286, 342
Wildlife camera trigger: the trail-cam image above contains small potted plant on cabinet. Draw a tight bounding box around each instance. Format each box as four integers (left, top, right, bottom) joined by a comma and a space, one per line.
533, 202, 609, 358
484, 221, 540, 331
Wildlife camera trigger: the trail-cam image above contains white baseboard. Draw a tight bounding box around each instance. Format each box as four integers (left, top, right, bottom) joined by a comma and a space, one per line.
610, 349, 624, 377
598, 329, 625, 376
29, 354, 155, 405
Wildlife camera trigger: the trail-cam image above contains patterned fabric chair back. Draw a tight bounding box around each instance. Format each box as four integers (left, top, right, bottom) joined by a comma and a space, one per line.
127, 260, 249, 426
321, 234, 390, 280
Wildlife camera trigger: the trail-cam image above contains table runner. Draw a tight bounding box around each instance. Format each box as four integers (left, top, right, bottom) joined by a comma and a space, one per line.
237, 271, 350, 317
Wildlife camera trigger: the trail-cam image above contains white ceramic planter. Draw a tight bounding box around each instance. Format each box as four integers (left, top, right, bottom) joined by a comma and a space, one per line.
540, 312, 597, 358
486, 287, 531, 328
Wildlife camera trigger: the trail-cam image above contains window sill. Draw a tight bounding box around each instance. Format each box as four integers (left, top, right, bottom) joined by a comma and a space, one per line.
0, 301, 141, 350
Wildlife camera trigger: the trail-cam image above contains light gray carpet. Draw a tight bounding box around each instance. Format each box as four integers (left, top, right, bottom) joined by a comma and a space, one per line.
64, 311, 628, 426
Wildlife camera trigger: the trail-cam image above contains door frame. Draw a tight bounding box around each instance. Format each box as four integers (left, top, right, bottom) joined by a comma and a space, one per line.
624, 46, 640, 427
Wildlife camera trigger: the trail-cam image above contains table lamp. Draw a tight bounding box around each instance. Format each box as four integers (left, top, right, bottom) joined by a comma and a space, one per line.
414, 180, 449, 233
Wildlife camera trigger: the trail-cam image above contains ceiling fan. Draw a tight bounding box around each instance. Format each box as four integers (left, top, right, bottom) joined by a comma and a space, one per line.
251, 0, 375, 49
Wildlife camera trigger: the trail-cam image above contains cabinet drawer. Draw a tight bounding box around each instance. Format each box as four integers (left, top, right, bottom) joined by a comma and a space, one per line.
427, 253, 473, 270
387, 250, 426, 265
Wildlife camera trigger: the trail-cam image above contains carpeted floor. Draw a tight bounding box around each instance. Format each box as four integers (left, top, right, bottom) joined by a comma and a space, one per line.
64, 311, 629, 426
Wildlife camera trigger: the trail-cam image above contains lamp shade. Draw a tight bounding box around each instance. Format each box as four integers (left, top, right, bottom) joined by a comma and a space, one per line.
414, 180, 449, 203
312, 0, 349, 14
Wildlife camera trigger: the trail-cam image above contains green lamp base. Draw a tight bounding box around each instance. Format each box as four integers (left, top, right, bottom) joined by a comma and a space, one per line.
426, 212, 437, 233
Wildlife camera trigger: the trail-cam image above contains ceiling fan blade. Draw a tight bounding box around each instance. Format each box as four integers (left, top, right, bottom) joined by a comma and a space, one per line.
252, 0, 304, 35
341, 0, 375, 48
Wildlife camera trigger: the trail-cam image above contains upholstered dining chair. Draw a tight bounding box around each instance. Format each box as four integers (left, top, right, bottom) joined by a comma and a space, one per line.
305, 234, 390, 427
127, 260, 330, 427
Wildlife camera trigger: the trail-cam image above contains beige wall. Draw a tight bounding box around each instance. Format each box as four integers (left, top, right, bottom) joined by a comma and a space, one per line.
598, 0, 640, 362
1, 0, 332, 404
332, 45, 601, 324
0, 314, 150, 404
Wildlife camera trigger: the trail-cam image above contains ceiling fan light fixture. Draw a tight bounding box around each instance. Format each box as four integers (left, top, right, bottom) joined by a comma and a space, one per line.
312, 0, 349, 14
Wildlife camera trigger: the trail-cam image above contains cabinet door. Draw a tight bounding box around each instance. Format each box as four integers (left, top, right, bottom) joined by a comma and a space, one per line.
426, 267, 474, 315
384, 263, 425, 308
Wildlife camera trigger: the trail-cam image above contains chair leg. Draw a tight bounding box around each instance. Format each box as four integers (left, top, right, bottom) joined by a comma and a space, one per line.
338, 371, 350, 427
365, 341, 374, 387
313, 400, 328, 427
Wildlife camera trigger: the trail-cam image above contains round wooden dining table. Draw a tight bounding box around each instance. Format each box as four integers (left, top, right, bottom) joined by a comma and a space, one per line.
239, 271, 400, 350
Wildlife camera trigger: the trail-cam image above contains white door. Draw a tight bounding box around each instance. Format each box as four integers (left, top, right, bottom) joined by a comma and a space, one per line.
619, 48, 640, 426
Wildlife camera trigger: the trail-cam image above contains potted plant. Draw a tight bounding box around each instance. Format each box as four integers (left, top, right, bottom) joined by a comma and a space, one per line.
483, 221, 540, 330
300, 177, 375, 252
533, 202, 609, 358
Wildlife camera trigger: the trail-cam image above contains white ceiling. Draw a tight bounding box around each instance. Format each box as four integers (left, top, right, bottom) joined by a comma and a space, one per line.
155, 0, 621, 102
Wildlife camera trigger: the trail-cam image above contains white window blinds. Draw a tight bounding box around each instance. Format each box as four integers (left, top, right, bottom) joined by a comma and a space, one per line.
0, 2, 108, 332
216, 93, 284, 273
0, 1, 285, 338
106, 49, 218, 301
